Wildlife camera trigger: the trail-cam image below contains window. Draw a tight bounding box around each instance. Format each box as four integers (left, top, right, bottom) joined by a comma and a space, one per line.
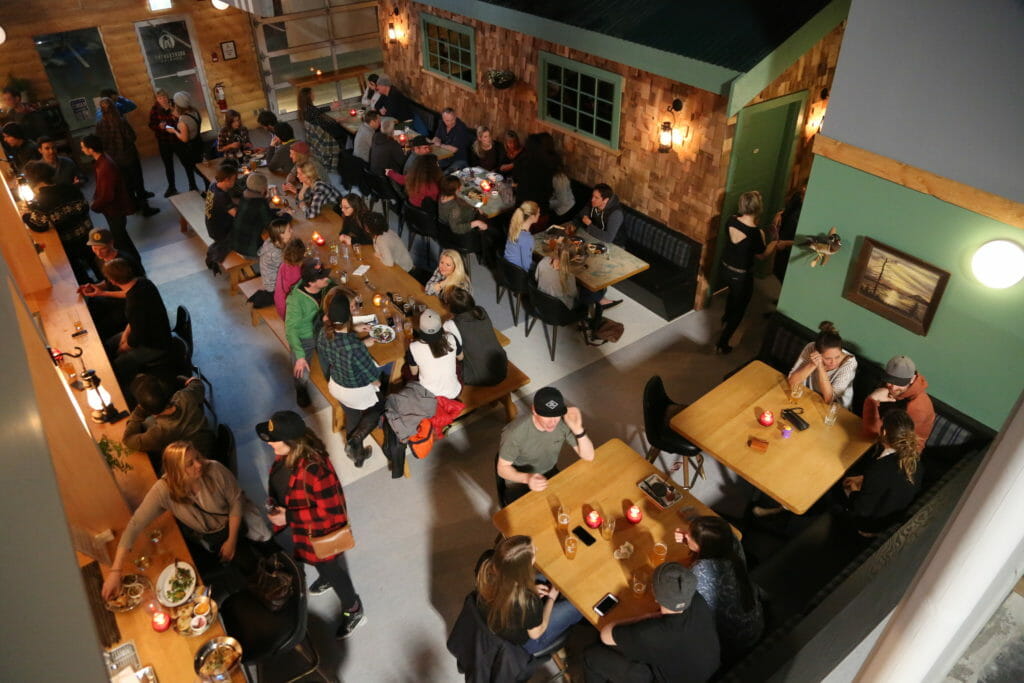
420, 14, 475, 88
33, 28, 118, 132
539, 52, 623, 148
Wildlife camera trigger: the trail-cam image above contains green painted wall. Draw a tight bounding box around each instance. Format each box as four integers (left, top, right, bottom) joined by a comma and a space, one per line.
778, 158, 1024, 430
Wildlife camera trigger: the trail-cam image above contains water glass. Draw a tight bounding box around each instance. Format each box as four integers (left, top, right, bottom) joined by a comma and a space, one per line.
631, 569, 647, 596
564, 536, 578, 560
824, 401, 839, 426
791, 383, 804, 401
600, 516, 616, 541
556, 506, 570, 531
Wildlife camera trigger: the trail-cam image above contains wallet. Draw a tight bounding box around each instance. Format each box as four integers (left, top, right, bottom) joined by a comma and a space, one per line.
781, 407, 810, 431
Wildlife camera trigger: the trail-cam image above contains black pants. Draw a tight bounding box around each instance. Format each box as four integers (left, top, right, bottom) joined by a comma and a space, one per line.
62, 235, 97, 286
718, 267, 754, 349
583, 644, 656, 683
103, 331, 168, 390
310, 553, 359, 608
157, 140, 177, 190
176, 141, 201, 191
102, 212, 140, 261
119, 159, 150, 211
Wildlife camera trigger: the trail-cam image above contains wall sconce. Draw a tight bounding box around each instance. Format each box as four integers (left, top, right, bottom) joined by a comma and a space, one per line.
81, 369, 127, 423
657, 122, 672, 153
657, 98, 687, 152
211, 0, 230, 9
971, 240, 1024, 289
147, 0, 173, 11
806, 87, 829, 137
0, 26, 7, 46
388, 23, 398, 43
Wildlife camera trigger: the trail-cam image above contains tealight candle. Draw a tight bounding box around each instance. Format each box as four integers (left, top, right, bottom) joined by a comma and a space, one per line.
758, 409, 775, 427
626, 504, 643, 524
780, 423, 793, 439
151, 610, 171, 632
349, 108, 357, 117
585, 509, 603, 529
311, 231, 326, 246
398, 133, 407, 144
479, 179, 492, 192
315, 69, 323, 76
372, 293, 383, 307
271, 195, 282, 206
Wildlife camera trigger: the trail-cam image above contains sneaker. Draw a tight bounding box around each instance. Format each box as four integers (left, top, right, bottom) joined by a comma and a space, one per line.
295, 385, 311, 408
752, 505, 784, 518
309, 577, 332, 596
336, 604, 366, 639
164, 187, 179, 197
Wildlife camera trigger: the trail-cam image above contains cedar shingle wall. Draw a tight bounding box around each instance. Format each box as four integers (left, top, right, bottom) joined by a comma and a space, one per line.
0, 1, 266, 158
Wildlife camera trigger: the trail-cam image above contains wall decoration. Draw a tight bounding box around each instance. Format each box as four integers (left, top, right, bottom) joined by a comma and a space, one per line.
843, 238, 949, 336
220, 40, 237, 61
803, 226, 842, 267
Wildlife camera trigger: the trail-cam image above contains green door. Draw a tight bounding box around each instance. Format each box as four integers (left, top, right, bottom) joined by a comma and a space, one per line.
713, 91, 806, 286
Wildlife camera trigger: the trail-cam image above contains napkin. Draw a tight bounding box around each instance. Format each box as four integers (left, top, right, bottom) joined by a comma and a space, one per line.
352, 264, 370, 276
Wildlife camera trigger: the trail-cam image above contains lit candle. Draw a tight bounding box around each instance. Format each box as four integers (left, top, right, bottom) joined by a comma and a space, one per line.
585, 509, 603, 529
780, 423, 793, 439
312, 231, 326, 246
479, 179, 492, 192
349, 108, 357, 117
271, 194, 282, 206
151, 610, 171, 632
372, 293, 383, 307
626, 504, 643, 524
398, 133, 407, 144
315, 69, 323, 77
758, 409, 775, 427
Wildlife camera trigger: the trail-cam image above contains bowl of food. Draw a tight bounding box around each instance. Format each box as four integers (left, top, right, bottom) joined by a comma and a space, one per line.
105, 574, 153, 613
156, 561, 196, 607
586, 242, 608, 255
195, 636, 243, 682
370, 324, 396, 343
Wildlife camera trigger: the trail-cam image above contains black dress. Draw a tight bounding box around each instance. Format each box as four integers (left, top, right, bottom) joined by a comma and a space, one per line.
716, 217, 765, 351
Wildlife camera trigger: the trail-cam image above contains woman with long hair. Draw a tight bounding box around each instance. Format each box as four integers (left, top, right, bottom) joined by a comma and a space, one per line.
295, 161, 343, 219
475, 535, 582, 654
471, 126, 507, 171
251, 216, 293, 308
677, 516, 764, 661
424, 249, 471, 297
788, 320, 859, 407
513, 133, 560, 214
386, 153, 442, 208
406, 308, 463, 399
503, 201, 539, 271
499, 129, 522, 174
166, 91, 203, 192
217, 109, 253, 157
274, 236, 307, 318
96, 97, 157, 215
840, 409, 924, 534
296, 87, 346, 170
147, 89, 181, 197
534, 242, 577, 310
445, 288, 507, 387
100, 441, 270, 600
260, 410, 365, 638
337, 194, 372, 246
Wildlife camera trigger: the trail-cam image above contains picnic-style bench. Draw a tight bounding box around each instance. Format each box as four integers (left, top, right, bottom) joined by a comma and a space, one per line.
170, 191, 257, 294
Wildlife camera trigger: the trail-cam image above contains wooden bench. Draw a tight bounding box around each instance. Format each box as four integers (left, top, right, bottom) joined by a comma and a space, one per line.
170, 191, 257, 295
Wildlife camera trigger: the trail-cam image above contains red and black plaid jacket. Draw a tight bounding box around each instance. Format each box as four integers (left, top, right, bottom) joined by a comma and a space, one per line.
273, 454, 349, 564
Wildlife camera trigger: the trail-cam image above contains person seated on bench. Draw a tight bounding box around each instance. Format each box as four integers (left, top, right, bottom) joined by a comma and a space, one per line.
369, 117, 407, 178
438, 175, 489, 235
282, 141, 327, 194
387, 153, 441, 208
353, 109, 379, 164
424, 249, 471, 298
862, 355, 936, 446
575, 182, 623, 243
360, 72, 382, 109
503, 201, 539, 271
205, 163, 239, 271
216, 109, 255, 157
267, 122, 296, 174
470, 126, 507, 172
285, 258, 335, 408
123, 374, 216, 468
374, 76, 416, 131
101, 258, 173, 388
534, 242, 612, 332
444, 288, 507, 387
500, 129, 522, 176
292, 161, 342, 219
78, 229, 146, 336
838, 409, 923, 535
367, 211, 412, 272
402, 134, 433, 175
231, 172, 281, 259
274, 237, 307, 319
248, 217, 292, 309
787, 321, 858, 409
337, 194, 373, 246
406, 309, 463, 400
430, 107, 473, 171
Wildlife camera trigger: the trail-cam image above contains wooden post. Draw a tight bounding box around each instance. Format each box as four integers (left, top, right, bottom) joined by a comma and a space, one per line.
0, 165, 51, 295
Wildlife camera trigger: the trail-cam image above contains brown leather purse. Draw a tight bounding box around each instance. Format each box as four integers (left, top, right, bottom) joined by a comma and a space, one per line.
311, 524, 355, 559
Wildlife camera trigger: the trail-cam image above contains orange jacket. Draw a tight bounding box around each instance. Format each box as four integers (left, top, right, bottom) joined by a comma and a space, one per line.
862, 373, 935, 447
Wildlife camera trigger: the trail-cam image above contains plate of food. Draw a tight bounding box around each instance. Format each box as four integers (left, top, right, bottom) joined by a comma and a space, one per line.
248, 152, 265, 160
586, 242, 608, 255
194, 636, 243, 682
370, 324, 396, 343
157, 561, 197, 607
172, 598, 218, 637
485, 172, 503, 182
105, 574, 153, 613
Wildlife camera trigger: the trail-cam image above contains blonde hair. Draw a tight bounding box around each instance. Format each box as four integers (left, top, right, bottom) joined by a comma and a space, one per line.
154, 88, 169, 101
881, 410, 922, 482
553, 245, 574, 292
282, 429, 329, 470
161, 442, 205, 502
737, 190, 763, 218
508, 201, 539, 243
472, 125, 492, 158
437, 249, 470, 293
297, 161, 320, 184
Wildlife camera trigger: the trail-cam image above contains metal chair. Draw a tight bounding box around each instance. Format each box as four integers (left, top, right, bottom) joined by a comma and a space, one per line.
642, 375, 704, 489
522, 283, 588, 361
497, 260, 532, 326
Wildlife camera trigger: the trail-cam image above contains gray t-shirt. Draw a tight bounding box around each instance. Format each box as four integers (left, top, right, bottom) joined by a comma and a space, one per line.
374, 229, 413, 271
498, 414, 577, 475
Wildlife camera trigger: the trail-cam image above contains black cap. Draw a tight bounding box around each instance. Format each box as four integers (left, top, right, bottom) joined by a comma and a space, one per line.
533, 387, 567, 418
327, 293, 351, 324
300, 257, 328, 284
256, 410, 307, 442
410, 135, 430, 148
2, 122, 26, 140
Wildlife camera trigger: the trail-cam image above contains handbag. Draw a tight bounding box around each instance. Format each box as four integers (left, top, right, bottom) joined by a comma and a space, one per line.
585, 318, 624, 345
311, 524, 355, 559
247, 553, 295, 612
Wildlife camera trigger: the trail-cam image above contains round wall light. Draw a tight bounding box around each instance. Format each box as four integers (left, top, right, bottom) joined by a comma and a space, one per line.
971, 240, 1024, 289
0, 26, 7, 46
211, 0, 230, 9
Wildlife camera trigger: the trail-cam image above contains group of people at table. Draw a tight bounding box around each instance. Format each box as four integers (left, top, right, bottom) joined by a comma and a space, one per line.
7, 79, 936, 681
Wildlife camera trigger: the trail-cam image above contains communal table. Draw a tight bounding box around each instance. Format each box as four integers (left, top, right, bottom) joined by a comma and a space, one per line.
492, 439, 730, 628
332, 109, 454, 162
670, 360, 875, 514
533, 226, 650, 292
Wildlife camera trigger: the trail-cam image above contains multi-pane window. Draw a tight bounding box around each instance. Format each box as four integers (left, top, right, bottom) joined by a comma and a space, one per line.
421, 14, 476, 88
539, 52, 623, 148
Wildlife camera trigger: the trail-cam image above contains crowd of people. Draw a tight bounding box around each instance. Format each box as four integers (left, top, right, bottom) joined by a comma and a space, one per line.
6, 77, 938, 682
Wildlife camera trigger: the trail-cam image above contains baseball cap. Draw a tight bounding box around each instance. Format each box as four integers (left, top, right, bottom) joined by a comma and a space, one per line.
2, 122, 26, 139
256, 410, 307, 442
533, 387, 567, 418
291, 141, 310, 155
87, 229, 114, 247
410, 135, 431, 148
327, 292, 351, 324
652, 562, 697, 611
376, 75, 393, 87
418, 309, 442, 338
300, 258, 329, 284
883, 355, 916, 386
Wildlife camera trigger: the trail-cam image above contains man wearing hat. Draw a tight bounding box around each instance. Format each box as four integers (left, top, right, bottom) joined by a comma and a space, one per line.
2, 121, 41, 171
230, 172, 281, 258
78, 229, 146, 337
584, 563, 720, 682
20, 159, 94, 285
863, 355, 935, 446
285, 258, 334, 407
374, 76, 416, 128
403, 134, 433, 174
496, 386, 595, 506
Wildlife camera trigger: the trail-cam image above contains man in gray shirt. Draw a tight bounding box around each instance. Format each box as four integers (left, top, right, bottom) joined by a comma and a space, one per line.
353, 110, 379, 163
497, 386, 595, 505
123, 374, 215, 470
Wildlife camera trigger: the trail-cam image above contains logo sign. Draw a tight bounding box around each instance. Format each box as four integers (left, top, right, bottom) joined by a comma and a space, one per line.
545, 400, 559, 411
158, 32, 175, 50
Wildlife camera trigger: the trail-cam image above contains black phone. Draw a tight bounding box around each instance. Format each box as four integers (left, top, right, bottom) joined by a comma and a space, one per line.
572, 525, 597, 546
594, 593, 619, 616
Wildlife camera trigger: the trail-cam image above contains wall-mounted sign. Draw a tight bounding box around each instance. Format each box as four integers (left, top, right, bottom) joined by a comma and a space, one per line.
69, 97, 90, 122
138, 21, 197, 78
220, 40, 237, 61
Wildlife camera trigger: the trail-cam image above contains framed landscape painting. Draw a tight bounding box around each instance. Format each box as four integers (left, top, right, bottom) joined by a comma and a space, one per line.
843, 238, 950, 336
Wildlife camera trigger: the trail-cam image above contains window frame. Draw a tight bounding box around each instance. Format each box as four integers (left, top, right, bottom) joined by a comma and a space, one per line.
420, 13, 477, 89
537, 51, 624, 149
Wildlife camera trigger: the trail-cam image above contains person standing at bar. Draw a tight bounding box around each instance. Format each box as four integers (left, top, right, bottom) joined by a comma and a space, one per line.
21, 160, 95, 285
95, 97, 159, 217
37, 136, 84, 188
80, 134, 139, 260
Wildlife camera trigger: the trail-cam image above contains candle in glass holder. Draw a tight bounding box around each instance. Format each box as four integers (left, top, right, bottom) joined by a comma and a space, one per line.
585, 509, 603, 529
626, 503, 643, 524
315, 69, 323, 76
398, 133, 407, 145
372, 293, 383, 308
758, 409, 775, 427
151, 610, 171, 632
479, 179, 492, 192
311, 231, 326, 246
349, 108, 357, 117
780, 423, 793, 439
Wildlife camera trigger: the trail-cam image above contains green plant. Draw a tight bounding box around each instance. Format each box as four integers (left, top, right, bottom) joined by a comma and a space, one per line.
97, 436, 133, 474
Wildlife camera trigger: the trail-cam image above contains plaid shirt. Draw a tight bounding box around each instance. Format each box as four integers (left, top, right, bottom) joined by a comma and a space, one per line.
790, 342, 859, 409
301, 180, 343, 219
316, 328, 379, 388
304, 119, 340, 173
271, 455, 349, 563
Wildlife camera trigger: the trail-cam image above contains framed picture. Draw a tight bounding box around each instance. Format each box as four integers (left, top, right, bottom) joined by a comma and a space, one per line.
843, 238, 950, 336
220, 41, 237, 61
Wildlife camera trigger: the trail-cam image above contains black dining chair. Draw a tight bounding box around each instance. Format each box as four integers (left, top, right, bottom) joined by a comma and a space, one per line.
339, 149, 370, 195
211, 423, 238, 477
438, 218, 484, 275
522, 283, 588, 361
173, 304, 214, 408
642, 375, 704, 489
496, 260, 532, 326
403, 200, 442, 254
362, 168, 406, 235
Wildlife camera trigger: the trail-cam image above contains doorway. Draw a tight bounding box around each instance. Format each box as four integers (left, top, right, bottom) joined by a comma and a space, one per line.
134, 16, 215, 132
713, 91, 806, 285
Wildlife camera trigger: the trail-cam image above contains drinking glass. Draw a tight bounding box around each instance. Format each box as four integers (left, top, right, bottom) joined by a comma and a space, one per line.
148, 528, 163, 561
133, 553, 151, 571
564, 536, 578, 560
649, 542, 668, 567
556, 506, 570, 531
631, 568, 647, 596
61, 357, 77, 381
824, 401, 839, 426
790, 383, 804, 401
600, 516, 616, 541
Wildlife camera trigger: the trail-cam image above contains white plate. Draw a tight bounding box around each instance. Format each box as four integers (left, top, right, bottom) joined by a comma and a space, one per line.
157, 562, 197, 607
370, 324, 396, 343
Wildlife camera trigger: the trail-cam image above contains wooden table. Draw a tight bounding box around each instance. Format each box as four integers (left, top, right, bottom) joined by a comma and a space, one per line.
492, 439, 728, 628
453, 166, 513, 219
670, 361, 875, 514
534, 227, 650, 292
332, 110, 455, 162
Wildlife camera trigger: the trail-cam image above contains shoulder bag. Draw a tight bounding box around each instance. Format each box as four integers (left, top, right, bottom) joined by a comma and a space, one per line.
304, 460, 357, 559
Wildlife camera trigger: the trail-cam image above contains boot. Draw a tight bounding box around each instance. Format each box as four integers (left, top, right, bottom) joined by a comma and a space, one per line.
345, 409, 381, 467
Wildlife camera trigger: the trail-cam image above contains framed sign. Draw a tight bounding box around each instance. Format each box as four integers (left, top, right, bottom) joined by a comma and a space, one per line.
842, 238, 950, 336
220, 40, 237, 61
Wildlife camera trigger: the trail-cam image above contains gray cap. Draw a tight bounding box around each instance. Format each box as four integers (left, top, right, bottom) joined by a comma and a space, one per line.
419, 309, 442, 337
652, 562, 697, 611
883, 355, 916, 386
245, 173, 268, 194
376, 75, 393, 87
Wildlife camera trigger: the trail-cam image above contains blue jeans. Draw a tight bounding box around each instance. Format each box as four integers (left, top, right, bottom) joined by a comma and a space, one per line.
523, 598, 583, 655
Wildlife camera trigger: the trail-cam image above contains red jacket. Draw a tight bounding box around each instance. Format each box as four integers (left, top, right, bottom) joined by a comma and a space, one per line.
272, 455, 349, 564
862, 373, 936, 447
91, 153, 135, 217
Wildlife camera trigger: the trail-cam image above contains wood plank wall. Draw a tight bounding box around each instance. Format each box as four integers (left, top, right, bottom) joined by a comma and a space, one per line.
0, 1, 267, 158
382, 1, 844, 271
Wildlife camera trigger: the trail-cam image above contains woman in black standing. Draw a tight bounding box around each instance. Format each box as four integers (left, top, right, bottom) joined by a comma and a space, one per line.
715, 190, 790, 354
96, 97, 158, 217
147, 89, 181, 197
166, 92, 204, 192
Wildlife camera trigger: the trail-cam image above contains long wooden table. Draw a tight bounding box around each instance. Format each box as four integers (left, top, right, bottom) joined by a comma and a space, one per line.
670, 361, 875, 514
534, 226, 650, 292
492, 439, 728, 628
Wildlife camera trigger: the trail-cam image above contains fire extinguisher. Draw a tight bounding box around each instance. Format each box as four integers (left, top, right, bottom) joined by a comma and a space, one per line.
214, 82, 227, 113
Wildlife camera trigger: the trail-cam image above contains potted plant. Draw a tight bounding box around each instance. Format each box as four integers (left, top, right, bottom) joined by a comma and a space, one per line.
97, 436, 133, 474
486, 69, 516, 90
